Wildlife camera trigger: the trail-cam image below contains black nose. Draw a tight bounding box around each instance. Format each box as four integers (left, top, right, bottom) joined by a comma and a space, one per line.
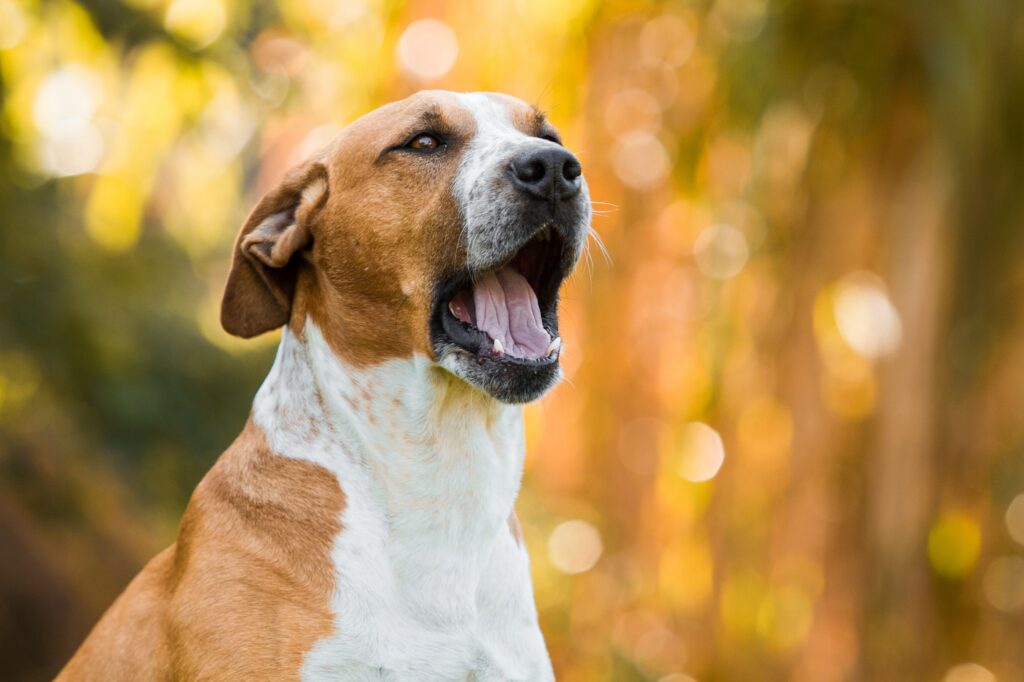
510, 147, 582, 201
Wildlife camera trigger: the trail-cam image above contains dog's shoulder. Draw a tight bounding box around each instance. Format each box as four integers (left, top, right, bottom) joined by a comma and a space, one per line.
167, 420, 344, 679
60, 421, 347, 681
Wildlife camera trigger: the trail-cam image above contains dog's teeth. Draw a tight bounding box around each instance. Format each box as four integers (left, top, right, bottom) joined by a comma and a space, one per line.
493, 338, 504, 355
546, 337, 562, 358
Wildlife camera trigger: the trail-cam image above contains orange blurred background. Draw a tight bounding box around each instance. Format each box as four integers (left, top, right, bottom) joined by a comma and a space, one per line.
2, 0, 1024, 680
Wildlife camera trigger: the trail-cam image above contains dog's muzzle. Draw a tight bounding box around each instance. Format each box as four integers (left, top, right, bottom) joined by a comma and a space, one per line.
431, 140, 591, 404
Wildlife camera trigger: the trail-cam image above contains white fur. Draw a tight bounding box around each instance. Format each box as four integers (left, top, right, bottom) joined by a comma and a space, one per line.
252, 322, 554, 681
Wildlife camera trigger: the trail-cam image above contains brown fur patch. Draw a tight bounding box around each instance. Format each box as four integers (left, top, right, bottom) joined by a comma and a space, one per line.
495, 94, 560, 143
505, 98, 545, 135
289, 92, 475, 366
57, 420, 345, 681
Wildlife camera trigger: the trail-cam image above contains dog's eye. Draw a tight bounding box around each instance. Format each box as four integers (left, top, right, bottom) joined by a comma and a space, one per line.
407, 133, 442, 151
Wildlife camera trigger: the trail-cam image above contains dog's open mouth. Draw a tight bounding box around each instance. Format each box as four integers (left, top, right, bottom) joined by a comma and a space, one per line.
437, 225, 565, 364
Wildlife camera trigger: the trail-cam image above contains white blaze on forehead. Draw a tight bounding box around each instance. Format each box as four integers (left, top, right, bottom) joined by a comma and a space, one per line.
454, 92, 532, 149
452, 92, 531, 192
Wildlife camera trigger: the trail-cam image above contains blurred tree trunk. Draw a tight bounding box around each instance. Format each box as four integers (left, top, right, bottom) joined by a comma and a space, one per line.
864, 142, 949, 680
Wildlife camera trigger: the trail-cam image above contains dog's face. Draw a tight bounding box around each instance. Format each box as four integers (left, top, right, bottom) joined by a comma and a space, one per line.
222, 91, 591, 403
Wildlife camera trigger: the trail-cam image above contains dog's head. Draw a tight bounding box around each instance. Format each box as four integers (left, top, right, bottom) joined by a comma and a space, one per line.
222, 91, 591, 403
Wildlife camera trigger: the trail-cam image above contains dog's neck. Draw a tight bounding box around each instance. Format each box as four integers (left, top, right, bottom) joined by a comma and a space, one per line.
251, 320, 526, 554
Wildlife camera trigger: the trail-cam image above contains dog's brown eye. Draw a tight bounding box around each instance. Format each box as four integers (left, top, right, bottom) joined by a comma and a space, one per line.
407, 134, 441, 150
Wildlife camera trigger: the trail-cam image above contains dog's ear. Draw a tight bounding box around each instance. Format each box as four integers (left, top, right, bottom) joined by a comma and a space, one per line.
221, 160, 329, 338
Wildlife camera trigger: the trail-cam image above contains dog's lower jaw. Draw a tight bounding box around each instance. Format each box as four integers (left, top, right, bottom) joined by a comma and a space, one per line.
252, 320, 554, 681
438, 347, 564, 404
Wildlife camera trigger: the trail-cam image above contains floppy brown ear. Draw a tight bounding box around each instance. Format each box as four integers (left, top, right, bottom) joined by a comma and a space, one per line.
221, 160, 329, 338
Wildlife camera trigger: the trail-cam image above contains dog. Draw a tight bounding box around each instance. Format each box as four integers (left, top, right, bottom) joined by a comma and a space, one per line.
58, 90, 591, 681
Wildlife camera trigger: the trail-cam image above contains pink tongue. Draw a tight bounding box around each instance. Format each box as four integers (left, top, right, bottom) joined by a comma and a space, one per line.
473, 267, 551, 359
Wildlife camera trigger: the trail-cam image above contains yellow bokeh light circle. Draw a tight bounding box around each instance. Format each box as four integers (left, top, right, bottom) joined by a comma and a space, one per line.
164, 0, 226, 49
613, 130, 670, 190
548, 519, 603, 574
676, 422, 725, 482
983, 556, 1024, 613
693, 224, 749, 280
832, 271, 902, 359
32, 64, 106, 177
943, 663, 996, 682
396, 18, 459, 81
1005, 493, 1024, 546
0, 0, 28, 50
927, 514, 981, 579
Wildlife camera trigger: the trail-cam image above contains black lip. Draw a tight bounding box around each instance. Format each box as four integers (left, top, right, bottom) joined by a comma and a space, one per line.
431, 227, 567, 363
435, 271, 495, 357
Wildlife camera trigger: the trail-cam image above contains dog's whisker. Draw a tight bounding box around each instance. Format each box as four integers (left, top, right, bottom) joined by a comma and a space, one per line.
580, 239, 596, 289
587, 226, 612, 266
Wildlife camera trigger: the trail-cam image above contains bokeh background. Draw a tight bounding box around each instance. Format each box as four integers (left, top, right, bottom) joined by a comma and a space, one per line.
2, 0, 1023, 680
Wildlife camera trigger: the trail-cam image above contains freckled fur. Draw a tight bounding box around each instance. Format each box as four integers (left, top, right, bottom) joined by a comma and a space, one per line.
258, 323, 550, 680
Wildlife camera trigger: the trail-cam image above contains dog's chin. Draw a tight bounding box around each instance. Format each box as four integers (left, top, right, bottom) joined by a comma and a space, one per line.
438, 349, 561, 404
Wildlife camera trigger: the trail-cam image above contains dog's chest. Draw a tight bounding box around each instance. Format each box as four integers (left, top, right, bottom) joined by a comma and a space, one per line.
253, 336, 554, 681
297, 427, 551, 681
300, 520, 552, 682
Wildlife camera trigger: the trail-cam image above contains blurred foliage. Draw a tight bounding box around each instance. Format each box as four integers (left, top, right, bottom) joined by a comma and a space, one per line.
2, 0, 1024, 680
